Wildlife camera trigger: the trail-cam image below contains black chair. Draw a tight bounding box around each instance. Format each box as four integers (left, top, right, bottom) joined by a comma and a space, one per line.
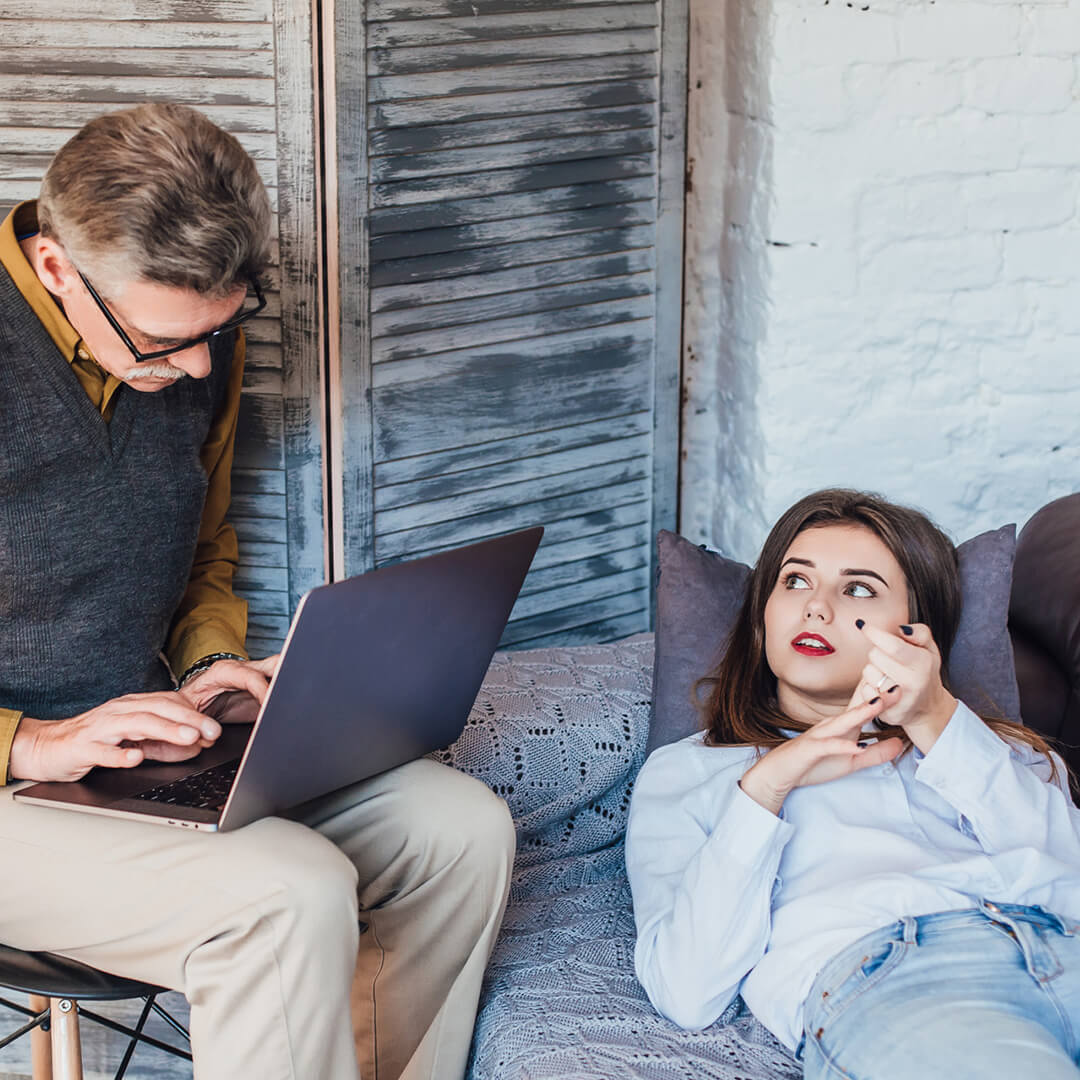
0, 946, 191, 1080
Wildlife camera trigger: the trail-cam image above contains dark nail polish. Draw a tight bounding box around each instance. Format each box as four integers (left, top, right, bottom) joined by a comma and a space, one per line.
855, 619, 865, 629
868, 696, 880, 705
888, 685, 898, 694
900, 624, 913, 636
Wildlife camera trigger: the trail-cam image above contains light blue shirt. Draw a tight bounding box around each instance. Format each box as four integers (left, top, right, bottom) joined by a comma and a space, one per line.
625, 702, 1080, 1051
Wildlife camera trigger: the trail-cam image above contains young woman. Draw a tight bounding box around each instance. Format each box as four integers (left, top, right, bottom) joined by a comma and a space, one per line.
626, 489, 1080, 1079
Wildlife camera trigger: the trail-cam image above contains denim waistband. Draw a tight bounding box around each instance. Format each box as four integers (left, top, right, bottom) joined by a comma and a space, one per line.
904, 902, 1074, 944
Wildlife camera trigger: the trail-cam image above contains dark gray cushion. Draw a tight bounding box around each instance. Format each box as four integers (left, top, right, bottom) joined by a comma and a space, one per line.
648, 525, 1021, 754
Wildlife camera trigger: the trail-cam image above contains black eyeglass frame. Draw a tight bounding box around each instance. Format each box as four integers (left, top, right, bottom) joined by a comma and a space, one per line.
77, 271, 267, 364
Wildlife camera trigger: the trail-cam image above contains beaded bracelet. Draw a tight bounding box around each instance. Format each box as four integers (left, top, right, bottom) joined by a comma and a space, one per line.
178, 652, 247, 688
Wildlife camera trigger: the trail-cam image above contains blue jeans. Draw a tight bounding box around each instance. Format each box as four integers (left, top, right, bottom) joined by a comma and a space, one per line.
800, 902, 1080, 1079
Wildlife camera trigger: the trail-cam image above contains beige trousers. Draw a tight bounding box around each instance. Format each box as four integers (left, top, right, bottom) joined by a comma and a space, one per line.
0, 758, 515, 1080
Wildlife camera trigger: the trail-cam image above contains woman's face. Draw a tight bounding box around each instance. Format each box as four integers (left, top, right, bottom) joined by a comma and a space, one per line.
763, 523, 911, 718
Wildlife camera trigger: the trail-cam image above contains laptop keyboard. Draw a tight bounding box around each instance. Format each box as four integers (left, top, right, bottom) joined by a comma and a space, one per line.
132, 759, 241, 811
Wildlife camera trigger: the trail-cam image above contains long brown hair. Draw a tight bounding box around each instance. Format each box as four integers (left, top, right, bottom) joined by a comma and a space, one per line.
696, 489, 1061, 780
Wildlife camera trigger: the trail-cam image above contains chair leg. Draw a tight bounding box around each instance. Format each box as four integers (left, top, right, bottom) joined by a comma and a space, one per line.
49, 999, 83, 1080
29, 995, 52, 1080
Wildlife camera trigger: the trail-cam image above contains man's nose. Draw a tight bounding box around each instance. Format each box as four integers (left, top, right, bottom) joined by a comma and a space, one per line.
169, 343, 213, 380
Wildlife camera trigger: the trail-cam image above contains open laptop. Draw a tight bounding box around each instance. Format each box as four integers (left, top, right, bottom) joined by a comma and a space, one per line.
15, 526, 543, 832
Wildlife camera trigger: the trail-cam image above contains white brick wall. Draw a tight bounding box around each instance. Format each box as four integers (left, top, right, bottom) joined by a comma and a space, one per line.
680, 0, 1080, 564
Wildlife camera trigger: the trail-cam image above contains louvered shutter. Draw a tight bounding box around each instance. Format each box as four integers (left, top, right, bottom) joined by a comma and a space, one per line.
0, 0, 323, 658
331, 0, 687, 647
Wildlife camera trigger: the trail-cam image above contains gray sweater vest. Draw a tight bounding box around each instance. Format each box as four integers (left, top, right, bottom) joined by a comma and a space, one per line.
0, 262, 236, 720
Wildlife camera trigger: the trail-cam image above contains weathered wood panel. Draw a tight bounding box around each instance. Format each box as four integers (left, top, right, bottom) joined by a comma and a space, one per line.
0, 3, 325, 657
332, 0, 685, 646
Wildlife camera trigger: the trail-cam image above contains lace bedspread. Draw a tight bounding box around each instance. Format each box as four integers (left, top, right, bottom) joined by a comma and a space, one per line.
431, 636, 802, 1080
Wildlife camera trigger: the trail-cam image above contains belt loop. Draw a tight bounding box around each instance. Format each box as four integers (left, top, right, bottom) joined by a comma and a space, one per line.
902, 915, 918, 946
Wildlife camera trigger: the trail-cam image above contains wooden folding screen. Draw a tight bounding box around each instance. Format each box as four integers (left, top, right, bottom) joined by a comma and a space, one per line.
327, 0, 688, 647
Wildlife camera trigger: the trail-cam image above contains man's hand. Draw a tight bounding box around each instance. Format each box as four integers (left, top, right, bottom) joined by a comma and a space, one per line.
178, 655, 280, 726
9, 693, 222, 783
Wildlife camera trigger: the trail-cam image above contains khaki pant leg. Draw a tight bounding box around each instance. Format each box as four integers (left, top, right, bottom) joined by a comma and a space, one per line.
300, 759, 515, 1080
0, 786, 361, 1080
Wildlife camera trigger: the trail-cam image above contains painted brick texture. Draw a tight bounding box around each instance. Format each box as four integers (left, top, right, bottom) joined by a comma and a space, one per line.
680, 0, 1080, 564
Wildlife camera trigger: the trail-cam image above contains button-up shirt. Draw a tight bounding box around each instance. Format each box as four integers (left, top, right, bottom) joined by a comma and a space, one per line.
625, 702, 1080, 1051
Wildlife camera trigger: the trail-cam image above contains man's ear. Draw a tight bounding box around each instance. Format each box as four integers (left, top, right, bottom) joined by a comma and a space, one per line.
30, 235, 80, 299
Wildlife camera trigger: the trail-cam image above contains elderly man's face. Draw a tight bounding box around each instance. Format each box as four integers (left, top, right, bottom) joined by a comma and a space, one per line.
25, 234, 247, 391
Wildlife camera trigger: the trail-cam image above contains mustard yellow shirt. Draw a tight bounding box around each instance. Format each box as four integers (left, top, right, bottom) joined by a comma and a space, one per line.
0, 202, 249, 781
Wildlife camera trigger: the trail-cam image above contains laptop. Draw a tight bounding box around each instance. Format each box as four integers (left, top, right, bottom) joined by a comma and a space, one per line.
15, 527, 543, 832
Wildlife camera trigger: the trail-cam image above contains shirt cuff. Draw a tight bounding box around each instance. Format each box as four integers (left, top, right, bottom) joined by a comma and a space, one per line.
0, 708, 23, 786
720, 780, 796, 867
915, 700, 1005, 796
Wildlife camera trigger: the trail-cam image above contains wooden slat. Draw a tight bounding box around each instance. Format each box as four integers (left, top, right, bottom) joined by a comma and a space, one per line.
0, 20, 274, 50
375, 456, 649, 535
511, 565, 649, 621
370, 103, 655, 157
378, 497, 651, 564
372, 248, 655, 311
236, 588, 290, 616
231, 539, 289, 567
368, 30, 658, 78
247, 613, 291, 639
518, 541, 648, 596
0, 127, 277, 160
0, 102, 275, 132
0, 0, 270, 17
232, 469, 287, 496
0, 49, 273, 80
247, 634, 284, 656
370, 201, 654, 263
506, 609, 647, 650
234, 564, 289, 593
235, 394, 284, 470
368, 53, 658, 102
368, 0, 639, 23
375, 412, 650, 486
375, 477, 650, 558
234, 517, 289, 546
367, 6, 657, 49
231, 492, 286, 521
372, 269, 654, 340
370, 177, 656, 235
527, 520, 651, 571
370, 129, 656, 183
372, 153, 654, 207
373, 320, 652, 388
376, 432, 651, 511
370, 77, 655, 128
372, 293, 654, 364
502, 587, 647, 646
370, 224, 656, 286
0, 75, 276, 107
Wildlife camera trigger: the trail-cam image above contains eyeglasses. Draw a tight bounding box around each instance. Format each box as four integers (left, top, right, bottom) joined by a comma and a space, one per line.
77, 270, 267, 364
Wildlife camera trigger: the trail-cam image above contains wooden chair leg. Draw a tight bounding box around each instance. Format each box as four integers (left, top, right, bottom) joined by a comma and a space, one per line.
28, 994, 52, 1080
49, 999, 83, 1080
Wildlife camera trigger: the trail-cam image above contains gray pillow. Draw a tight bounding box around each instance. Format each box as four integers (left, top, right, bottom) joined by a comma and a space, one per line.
648, 524, 1021, 754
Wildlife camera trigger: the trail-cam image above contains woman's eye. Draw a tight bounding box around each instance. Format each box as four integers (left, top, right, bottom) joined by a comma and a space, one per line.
782, 573, 810, 590
846, 581, 876, 598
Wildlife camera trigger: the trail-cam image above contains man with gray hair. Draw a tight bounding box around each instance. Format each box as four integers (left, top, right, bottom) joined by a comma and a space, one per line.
0, 103, 514, 1080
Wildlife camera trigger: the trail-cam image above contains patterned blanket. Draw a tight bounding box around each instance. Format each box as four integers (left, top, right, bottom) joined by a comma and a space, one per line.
431, 636, 802, 1080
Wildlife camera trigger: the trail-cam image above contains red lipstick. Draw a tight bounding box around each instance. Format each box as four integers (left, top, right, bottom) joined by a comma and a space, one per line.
791, 632, 835, 656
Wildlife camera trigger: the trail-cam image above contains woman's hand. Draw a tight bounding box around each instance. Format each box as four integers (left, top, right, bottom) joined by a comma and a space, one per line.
739, 696, 904, 816
854, 623, 956, 753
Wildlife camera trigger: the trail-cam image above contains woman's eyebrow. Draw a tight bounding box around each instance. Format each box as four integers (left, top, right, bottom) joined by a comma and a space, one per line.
780, 557, 814, 569
841, 567, 889, 586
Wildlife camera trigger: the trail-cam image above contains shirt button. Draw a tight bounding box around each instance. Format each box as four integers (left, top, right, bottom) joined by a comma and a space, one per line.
76, 347, 89, 360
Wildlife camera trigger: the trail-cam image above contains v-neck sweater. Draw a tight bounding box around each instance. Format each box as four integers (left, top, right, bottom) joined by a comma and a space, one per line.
0, 259, 236, 721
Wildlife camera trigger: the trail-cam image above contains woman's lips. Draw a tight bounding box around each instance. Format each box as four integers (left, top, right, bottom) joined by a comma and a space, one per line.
791, 632, 835, 656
